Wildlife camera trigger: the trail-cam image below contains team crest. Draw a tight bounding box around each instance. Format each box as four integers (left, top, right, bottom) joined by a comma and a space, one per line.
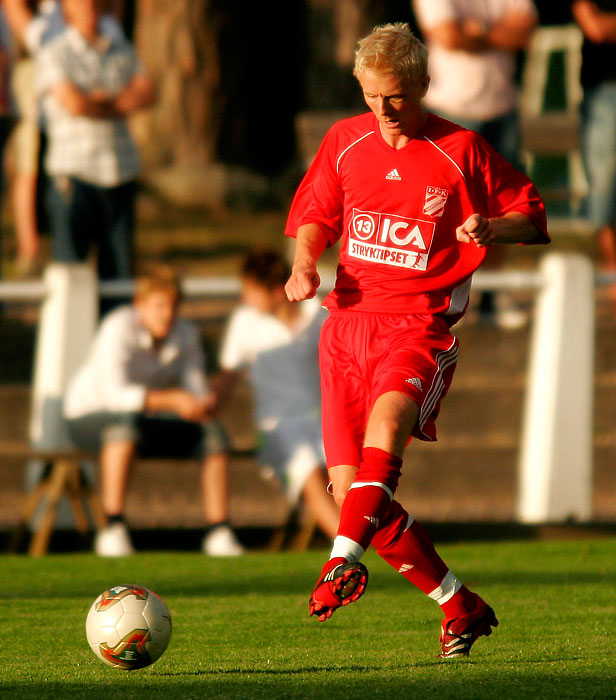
423, 186, 448, 217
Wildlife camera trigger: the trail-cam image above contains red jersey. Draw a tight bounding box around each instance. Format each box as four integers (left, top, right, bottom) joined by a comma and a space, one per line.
285, 112, 549, 319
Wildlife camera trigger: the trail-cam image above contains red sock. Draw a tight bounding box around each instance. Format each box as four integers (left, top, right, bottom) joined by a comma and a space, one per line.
335, 448, 402, 552
372, 502, 476, 616
440, 584, 477, 618
319, 557, 347, 577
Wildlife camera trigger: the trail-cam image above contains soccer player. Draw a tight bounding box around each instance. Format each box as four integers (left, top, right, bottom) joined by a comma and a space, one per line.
284, 23, 549, 658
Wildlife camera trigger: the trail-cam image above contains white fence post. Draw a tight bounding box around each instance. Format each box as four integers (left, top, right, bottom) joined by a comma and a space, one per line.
517, 252, 594, 522
29, 263, 98, 449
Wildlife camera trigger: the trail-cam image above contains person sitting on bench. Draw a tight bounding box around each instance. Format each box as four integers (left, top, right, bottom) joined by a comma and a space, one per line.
215, 249, 340, 542
63, 265, 244, 557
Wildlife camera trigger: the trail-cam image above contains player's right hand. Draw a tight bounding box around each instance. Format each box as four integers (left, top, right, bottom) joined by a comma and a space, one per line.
285, 265, 320, 301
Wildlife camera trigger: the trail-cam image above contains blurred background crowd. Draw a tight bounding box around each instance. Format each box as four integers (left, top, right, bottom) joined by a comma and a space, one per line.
0, 0, 614, 554
0, 0, 609, 285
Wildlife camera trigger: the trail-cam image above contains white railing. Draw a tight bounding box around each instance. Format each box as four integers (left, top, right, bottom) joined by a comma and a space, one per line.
0, 253, 599, 523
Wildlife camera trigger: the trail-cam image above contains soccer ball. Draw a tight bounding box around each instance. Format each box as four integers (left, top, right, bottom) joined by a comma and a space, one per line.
85, 584, 172, 670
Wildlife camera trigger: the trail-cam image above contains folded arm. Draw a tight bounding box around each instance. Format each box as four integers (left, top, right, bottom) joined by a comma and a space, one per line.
456, 211, 542, 247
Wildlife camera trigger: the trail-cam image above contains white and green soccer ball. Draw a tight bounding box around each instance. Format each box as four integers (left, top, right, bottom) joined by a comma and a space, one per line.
85, 584, 172, 670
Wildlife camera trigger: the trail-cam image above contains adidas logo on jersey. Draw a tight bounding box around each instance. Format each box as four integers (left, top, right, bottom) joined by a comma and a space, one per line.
385, 168, 402, 180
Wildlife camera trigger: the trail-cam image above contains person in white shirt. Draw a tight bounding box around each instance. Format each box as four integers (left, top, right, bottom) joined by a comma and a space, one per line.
216, 249, 340, 541
64, 266, 244, 557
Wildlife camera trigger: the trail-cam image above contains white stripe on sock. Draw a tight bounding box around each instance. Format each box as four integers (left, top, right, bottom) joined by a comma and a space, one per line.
348, 480, 394, 500
329, 535, 365, 562
428, 570, 462, 605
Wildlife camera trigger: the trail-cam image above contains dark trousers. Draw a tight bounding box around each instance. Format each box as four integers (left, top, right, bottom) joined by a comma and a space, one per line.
46, 176, 136, 314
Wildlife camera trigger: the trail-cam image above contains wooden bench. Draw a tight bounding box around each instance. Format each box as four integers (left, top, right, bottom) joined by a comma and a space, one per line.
2, 442, 106, 557
2, 441, 317, 556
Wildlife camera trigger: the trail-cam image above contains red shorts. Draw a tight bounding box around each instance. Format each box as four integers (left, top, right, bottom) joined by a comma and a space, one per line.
320, 309, 458, 468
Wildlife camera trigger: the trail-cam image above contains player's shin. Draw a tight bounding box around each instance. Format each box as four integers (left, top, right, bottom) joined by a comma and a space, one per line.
330, 447, 402, 561
372, 501, 476, 616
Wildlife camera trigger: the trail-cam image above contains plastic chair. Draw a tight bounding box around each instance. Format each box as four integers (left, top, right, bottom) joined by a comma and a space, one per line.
520, 24, 589, 220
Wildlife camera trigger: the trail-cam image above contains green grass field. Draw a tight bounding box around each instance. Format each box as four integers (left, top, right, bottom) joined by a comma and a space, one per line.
1, 538, 614, 699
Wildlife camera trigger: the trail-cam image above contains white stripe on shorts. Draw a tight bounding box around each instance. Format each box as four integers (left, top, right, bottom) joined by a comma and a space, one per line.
418, 339, 458, 439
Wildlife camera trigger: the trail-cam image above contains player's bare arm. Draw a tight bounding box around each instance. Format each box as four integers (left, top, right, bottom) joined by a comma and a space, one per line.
456, 211, 540, 248
285, 223, 328, 302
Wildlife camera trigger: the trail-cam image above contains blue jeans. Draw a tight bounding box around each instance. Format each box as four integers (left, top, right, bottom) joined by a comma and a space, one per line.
46, 176, 136, 312
581, 82, 616, 228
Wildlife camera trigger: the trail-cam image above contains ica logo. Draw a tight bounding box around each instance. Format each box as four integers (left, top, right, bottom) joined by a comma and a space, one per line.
348, 209, 435, 270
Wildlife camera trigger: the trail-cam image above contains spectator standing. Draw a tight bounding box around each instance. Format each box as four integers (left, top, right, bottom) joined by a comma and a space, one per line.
0, 6, 16, 281
216, 250, 340, 542
572, 0, 616, 313
2, 0, 125, 277
412, 0, 538, 327
64, 267, 244, 557
35, 0, 154, 314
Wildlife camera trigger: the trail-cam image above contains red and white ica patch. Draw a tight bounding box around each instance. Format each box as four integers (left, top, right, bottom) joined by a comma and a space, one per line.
348, 208, 435, 271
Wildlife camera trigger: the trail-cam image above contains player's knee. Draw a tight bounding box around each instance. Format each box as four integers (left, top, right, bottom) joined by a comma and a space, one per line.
328, 465, 357, 506
356, 446, 403, 494
331, 481, 351, 507
329, 477, 354, 507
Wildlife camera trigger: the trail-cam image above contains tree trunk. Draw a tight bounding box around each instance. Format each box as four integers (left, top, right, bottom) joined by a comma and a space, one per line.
132, 0, 220, 169
131, 0, 225, 206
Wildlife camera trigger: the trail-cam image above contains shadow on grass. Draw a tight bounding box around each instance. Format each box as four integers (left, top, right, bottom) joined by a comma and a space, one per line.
1, 561, 614, 601
3, 668, 616, 700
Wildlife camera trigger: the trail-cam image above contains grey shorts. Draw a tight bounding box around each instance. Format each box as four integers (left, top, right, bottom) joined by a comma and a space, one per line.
66, 411, 230, 459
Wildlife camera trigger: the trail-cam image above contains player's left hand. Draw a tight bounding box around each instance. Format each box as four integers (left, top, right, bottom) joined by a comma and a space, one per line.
456, 214, 494, 247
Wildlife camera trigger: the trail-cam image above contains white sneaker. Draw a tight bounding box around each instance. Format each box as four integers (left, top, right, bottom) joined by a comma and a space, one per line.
495, 294, 528, 330
95, 522, 135, 557
479, 293, 528, 330
202, 524, 244, 556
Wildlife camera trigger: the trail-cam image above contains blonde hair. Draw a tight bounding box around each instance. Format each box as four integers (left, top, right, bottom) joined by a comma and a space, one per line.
134, 265, 181, 303
353, 22, 428, 84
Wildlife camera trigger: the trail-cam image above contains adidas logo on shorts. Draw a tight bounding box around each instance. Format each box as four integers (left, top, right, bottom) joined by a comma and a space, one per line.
406, 377, 423, 390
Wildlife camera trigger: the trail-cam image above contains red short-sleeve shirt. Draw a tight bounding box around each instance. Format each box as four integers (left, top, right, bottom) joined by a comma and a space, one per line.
285, 112, 549, 320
